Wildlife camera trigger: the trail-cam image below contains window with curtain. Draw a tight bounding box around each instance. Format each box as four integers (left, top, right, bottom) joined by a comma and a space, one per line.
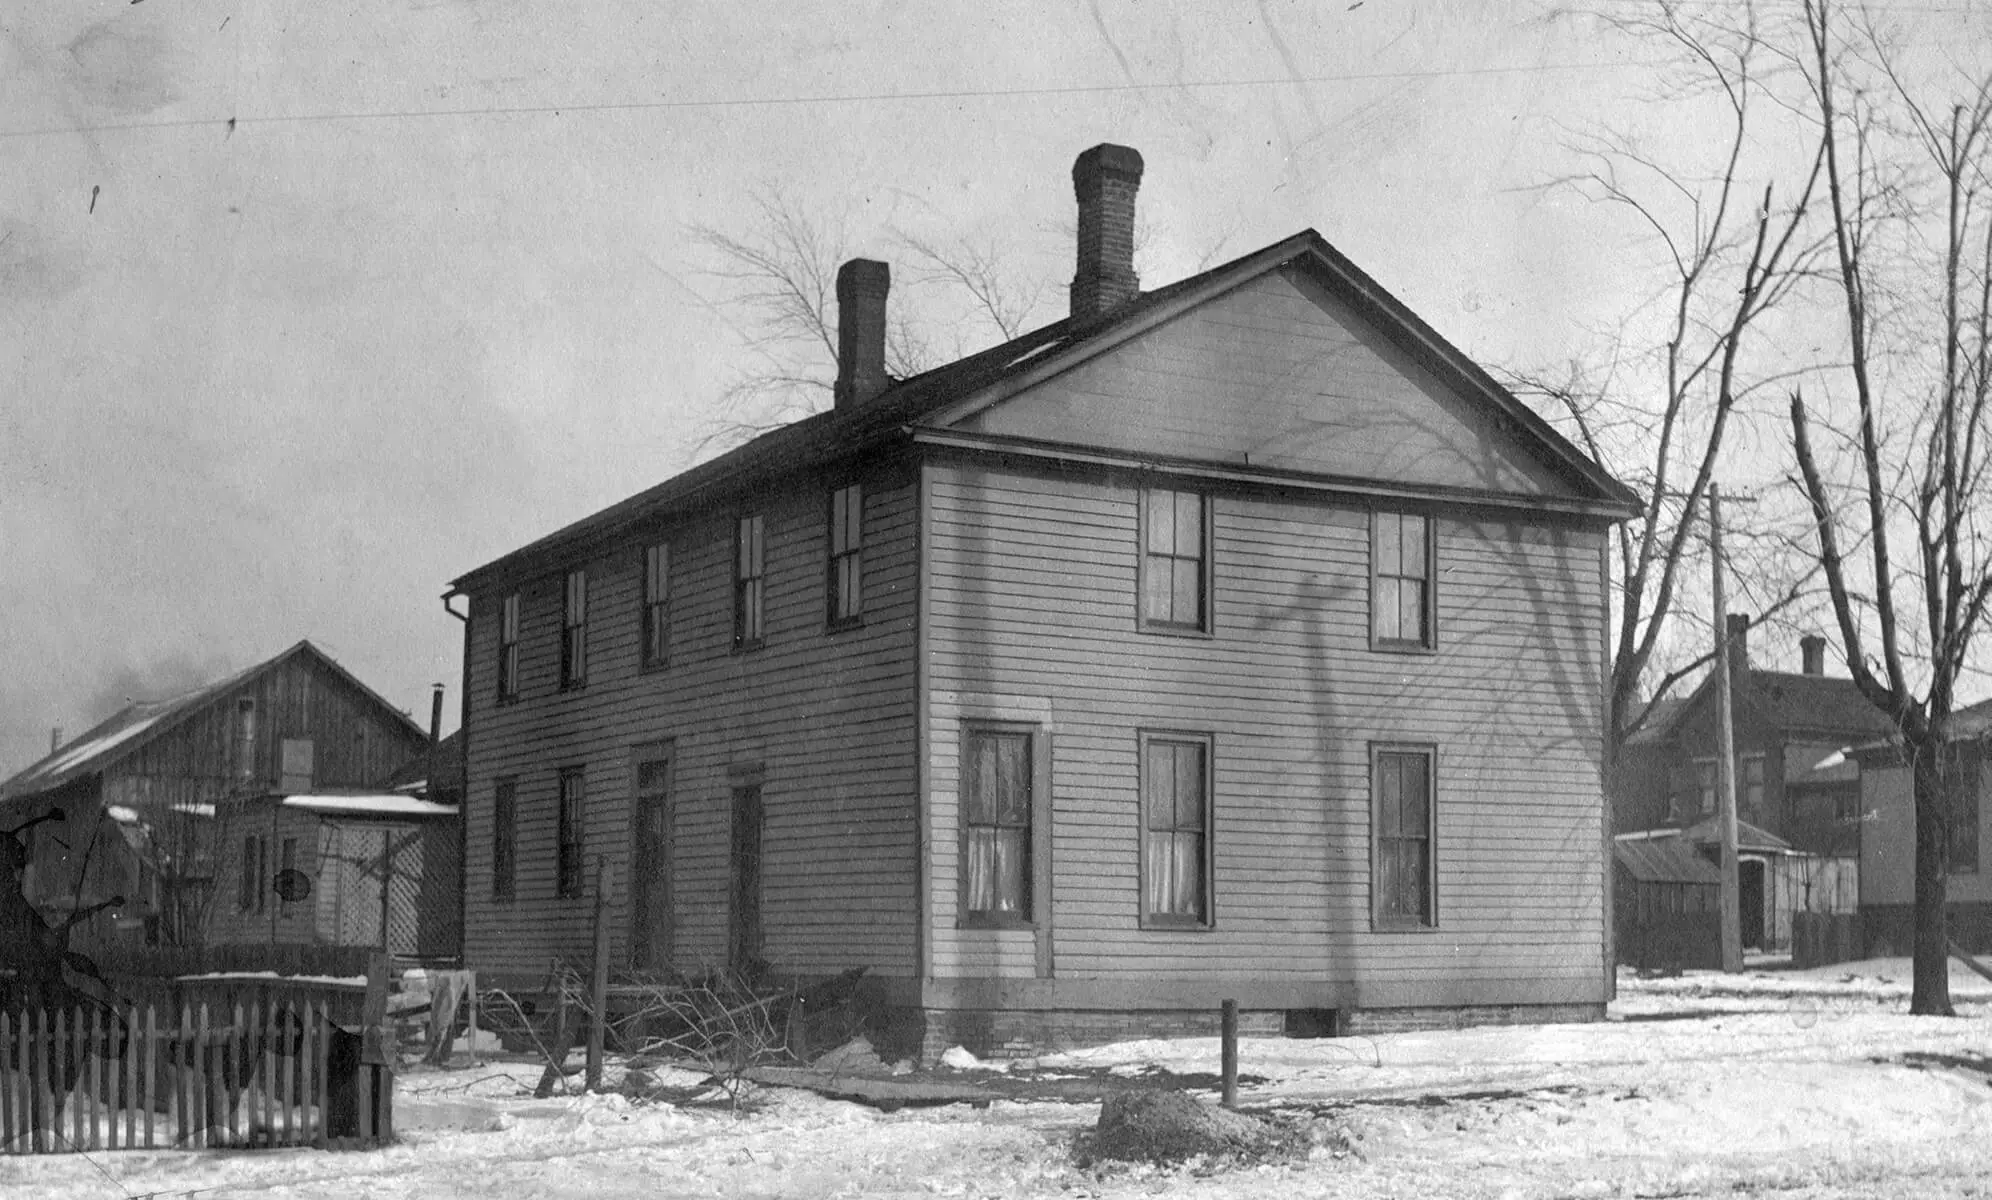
1142, 734, 1211, 925
963, 728, 1032, 922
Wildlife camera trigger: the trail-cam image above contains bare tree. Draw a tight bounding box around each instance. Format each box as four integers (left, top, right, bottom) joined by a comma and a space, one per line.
1508, 1, 1826, 766
1788, 0, 1992, 1016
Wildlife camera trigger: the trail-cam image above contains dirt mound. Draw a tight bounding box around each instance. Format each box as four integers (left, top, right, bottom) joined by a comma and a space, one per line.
1085, 1089, 1308, 1166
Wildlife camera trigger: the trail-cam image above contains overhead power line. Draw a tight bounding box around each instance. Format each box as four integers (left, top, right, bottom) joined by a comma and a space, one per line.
0, 57, 1677, 143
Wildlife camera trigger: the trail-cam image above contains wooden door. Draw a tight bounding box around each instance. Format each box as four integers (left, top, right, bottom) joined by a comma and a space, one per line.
628, 750, 673, 971
728, 784, 763, 974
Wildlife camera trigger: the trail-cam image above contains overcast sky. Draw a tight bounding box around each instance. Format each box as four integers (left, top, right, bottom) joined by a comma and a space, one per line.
3, 0, 1985, 775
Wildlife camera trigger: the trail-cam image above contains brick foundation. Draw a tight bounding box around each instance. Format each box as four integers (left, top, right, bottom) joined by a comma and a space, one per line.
910, 1002, 1602, 1062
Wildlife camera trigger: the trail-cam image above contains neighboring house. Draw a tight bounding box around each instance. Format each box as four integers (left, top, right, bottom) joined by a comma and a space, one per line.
1610, 621, 1887, 953
1851, 698, 1992, 954
445, 144, 1639, 1058
0, 641, 429, 948
207, 790, 460, 958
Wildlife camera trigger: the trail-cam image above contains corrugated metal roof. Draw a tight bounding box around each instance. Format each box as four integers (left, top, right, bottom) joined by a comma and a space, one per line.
1614, 837, 1722, 885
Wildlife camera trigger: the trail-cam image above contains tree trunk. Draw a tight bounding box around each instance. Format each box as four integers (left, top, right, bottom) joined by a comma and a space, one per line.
1909, 739, 1955, 1016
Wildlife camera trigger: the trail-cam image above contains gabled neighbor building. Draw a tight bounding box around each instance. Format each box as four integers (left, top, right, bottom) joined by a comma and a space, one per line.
447, 144, 1639, 1057
0, 641, 430, 947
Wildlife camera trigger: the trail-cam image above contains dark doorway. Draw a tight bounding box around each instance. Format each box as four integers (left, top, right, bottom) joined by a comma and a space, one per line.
1739, 858, 1767, 950
629, 748, 672, 971
728, 783, 764, 973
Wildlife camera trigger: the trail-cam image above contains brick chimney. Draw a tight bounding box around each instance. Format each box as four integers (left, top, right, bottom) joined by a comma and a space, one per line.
1801, 634, 1826, 676
1069, 143, 1144, 322
1726, 613, 1751, 677
834, 258, 891, 410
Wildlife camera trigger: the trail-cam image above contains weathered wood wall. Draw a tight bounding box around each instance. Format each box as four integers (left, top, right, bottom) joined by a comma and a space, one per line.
460, 466, 922, 983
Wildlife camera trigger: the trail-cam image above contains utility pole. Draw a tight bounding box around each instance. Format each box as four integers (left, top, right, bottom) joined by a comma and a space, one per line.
1710, 483, 1744, 973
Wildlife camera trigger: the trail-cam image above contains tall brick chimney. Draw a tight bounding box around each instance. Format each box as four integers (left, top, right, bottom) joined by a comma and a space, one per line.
834, 258, 891, 410
1801, 634, 1826, 676
1726, 613, 1751, 677
1069, 143, 1144, 323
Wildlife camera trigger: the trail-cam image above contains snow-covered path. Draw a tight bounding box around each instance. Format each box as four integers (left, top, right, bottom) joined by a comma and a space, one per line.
5, 959, 1991, 1199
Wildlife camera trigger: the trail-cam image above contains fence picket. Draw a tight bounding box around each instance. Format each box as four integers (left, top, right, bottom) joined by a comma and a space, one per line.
278, 1001, 295, 1146
192, 1001, 210, 1151
90, 1005, 105, 1151
27, 1008, 43, 1154
141, 1004, 155, 1150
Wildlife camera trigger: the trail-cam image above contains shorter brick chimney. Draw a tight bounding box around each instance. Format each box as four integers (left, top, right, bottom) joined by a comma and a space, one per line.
834, 258, 891, 410
1800, 634, 1826, 676
1069, 143, 1144, 322
1725, 613, 1751, 677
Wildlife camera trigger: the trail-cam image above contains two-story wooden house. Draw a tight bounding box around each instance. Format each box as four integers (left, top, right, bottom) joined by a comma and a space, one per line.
448, 144, 1638, 1058
0, 641, 430, 949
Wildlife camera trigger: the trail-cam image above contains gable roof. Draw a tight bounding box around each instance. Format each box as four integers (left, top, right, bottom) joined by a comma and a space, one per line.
1642, 666, 1895, 747
383, 729, 463, 795
450, 230, 1637, 594
0, 641, 425, 802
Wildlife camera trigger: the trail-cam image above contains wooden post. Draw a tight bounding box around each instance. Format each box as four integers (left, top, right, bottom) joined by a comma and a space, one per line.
1711, 485, 1744, 974
586, 858, 613, 1092
1219, 999, 1239, 1110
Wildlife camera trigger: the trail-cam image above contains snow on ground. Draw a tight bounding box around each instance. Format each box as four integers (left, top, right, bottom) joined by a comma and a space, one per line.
6, 957, 1992, 1199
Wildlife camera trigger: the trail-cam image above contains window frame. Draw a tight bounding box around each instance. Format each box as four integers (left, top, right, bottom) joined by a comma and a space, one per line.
734, 513, 767, 651
827, 482, 865, 630
238, 833, 259, 912
1693, 757, 1719, 818
278, 836, 297, 918
492, 776, 518, 902
1137, 486, 1213, 635
1370, 510, 1437, 652
1740, 753, 1766, 817
496, 592, 521, 702
641, 542, 672, 671
958, 722, 1042, 930
556, 766, 586, 900
1370, 742, 1439, 931
560, 568, 589, 690
1138, 730, 1215, 930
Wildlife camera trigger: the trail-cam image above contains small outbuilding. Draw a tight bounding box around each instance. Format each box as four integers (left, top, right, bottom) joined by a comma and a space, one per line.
206, 791, 460, 960
1613, 835, 1722, 970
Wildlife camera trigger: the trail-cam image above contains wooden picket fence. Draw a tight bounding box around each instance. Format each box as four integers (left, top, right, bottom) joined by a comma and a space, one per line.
0, 993, 392, 1154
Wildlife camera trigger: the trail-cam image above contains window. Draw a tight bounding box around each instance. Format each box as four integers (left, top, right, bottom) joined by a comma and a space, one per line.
238, 834, 259, 911
492, 778, 517, 900
828, 484, 864, 626
1694, 759, 1718, 818
235, 698, 258, 782
278, 837, 297, 918
1372, 512, 1434, 648
1372, 745, 1436, 928
557, 767, 586, 899
1953, 770, 1980, 875
735, 514, 766, 649
561, 569, 588, 688
962, 729, 1032, 924
1141, 733, 1212, 926
1740, 754, 1766, 817
1140, 488, 1209, 631
642, 543, 671, 668
497, 592, 521, 701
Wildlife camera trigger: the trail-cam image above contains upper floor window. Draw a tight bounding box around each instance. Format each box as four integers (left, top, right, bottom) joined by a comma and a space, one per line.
1373, 512, 1434, 649
1142, 732, 1212, 927
234, 698, 258, 782
962, 727, 1033, 925
642, 543, 671, 669
497, 592, 521, 701
557, 767, 586, 899
735, 514, 766, 649
561, 569, 588, 688
1373, 744, 1436, 929
828, 484, 864, 626
1694, 759, 1718, 817
1740, 754, 1766, 817
1140, 488, 1210, 632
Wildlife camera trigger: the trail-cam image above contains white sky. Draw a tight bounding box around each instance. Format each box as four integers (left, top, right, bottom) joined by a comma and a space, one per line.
3, 0, 1986, 774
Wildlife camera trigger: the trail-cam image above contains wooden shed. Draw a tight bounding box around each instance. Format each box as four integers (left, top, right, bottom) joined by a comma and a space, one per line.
1613, 835, 1722, 971
207, 792, 460, 960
